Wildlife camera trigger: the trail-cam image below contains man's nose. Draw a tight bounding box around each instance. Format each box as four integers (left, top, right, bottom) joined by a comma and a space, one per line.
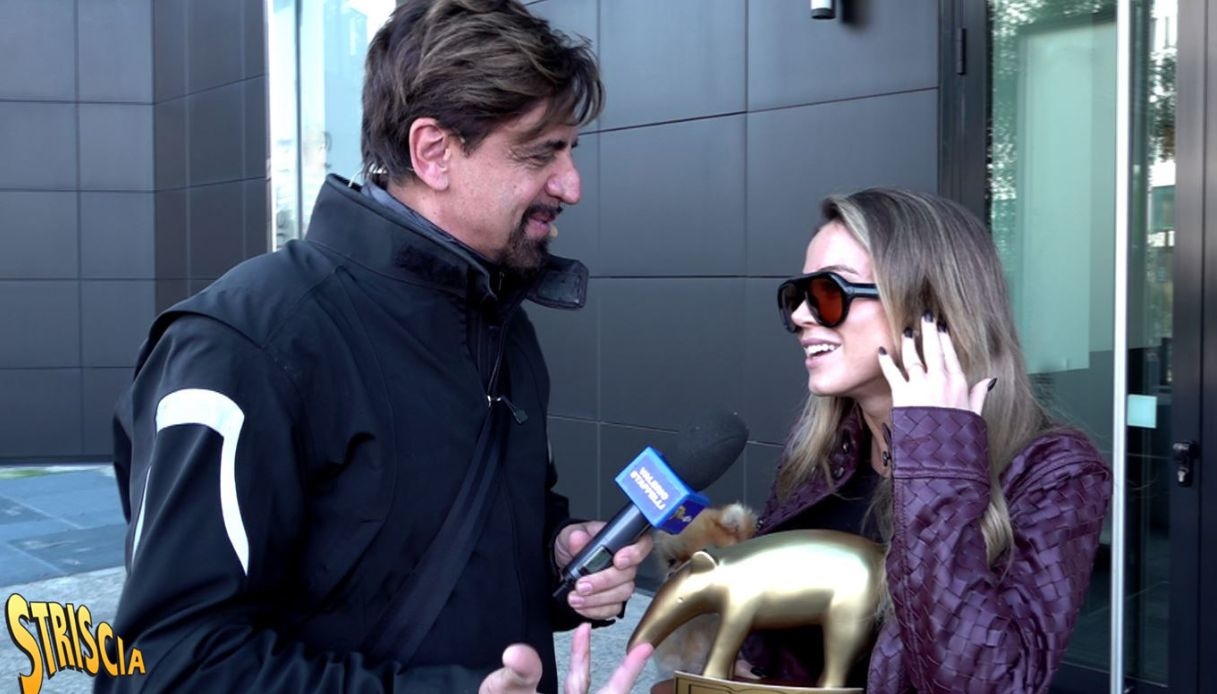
547, 161, 581, 205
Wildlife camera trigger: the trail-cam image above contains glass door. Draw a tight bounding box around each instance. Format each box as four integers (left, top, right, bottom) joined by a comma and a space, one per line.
984, 0, 1192, 691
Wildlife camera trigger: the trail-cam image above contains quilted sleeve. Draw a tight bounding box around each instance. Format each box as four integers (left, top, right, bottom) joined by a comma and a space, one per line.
883, 407, 1111, 694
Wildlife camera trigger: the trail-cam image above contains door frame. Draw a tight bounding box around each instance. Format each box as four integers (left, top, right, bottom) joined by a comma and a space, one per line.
940, 0, 1210, 691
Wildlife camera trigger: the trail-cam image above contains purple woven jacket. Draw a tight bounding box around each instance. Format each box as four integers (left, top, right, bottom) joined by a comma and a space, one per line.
740, 406, 1111, 693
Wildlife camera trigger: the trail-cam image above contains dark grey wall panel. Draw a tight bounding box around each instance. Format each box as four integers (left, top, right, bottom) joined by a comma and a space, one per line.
82, 281, 154, 367
155, 279, 189, 313
81, 193, 156, 279
154, 0, 187, 101
79, 104, 155, 191
746, 90, 939, 276
545, 134, 598, 273
598, 0, 745, 129
186, 0, 244, 93
0, 369, 83, 458
743, 442, 782, 513
155, 189, 188, 278
155, 97, 188, 190
0, 282, 80, 368
0, 103, 77, 189
78, 0, 154, 103
83, 368, 132, 456
600, 278, 744, 429
529, 290, 598, 420
600, 116, 745, 276
244, 179, 269, 257
244, 77, 268, 179
743, 279, 808, 445
188, 182, 245, 278
0, 192, 78, 279
548, 416, 600, 520
747, 0, 938, 111
0, 0, 75, 100
243, 0, 265, 78
188, 83, 245, 185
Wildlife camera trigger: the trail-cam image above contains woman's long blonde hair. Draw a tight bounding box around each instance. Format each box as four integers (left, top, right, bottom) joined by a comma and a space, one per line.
776, 189, 1050, 566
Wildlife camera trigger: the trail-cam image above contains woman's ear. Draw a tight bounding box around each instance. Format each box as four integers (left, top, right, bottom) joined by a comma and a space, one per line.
408, 117, 454, 191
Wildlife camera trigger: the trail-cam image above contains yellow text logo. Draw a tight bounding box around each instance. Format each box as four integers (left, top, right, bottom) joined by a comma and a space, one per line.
5, 593, 144, 694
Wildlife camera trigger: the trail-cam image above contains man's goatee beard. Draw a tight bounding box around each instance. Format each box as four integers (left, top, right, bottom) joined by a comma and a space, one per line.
503, 224, 550, 274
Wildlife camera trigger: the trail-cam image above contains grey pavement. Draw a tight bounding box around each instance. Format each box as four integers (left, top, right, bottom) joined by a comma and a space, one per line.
0, 465, 663, 692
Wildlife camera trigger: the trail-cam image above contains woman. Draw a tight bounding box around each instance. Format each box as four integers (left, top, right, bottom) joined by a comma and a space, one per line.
737, 189, 1111, 692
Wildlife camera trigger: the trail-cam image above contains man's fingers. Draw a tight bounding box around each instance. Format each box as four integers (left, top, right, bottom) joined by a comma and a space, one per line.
480, 645, 543, 694
597, 643, 654, 694
571, 579, 634, 608
563, 624, 592, 694
564, 528, 592, 558
612, 534, 653, 570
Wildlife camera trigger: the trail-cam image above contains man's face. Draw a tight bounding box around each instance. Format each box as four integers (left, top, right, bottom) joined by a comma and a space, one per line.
445, 102, 582, 272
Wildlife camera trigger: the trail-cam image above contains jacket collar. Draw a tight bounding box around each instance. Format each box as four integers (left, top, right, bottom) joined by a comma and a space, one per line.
759, 410, 867, 533
305, 175, 588, 311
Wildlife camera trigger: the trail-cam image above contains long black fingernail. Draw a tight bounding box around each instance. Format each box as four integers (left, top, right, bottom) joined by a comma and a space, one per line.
988, 378, 998, 391
878, 346, 887, 355
922, 311, 934, 323
937, 320, 948, 333
903, 327, 914, 338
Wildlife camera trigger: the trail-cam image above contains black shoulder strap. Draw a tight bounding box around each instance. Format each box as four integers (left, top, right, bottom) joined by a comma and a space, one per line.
362, 399, 510, 664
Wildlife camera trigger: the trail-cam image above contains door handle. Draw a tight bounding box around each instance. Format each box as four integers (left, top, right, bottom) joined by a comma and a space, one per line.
1172, 440, 1198, 487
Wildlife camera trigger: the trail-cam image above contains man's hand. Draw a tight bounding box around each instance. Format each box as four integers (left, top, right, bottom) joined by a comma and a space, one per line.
555, 521, 654, 620
478, 623, 654, 694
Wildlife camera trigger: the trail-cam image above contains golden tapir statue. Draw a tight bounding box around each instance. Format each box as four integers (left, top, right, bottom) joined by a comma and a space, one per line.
628, 529, 883, 689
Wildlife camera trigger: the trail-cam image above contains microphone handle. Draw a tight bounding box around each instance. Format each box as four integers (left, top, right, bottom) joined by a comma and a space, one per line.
552, 505, 651, 601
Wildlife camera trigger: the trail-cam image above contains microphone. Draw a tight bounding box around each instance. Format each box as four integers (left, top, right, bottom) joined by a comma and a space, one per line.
553, 409, 749, 600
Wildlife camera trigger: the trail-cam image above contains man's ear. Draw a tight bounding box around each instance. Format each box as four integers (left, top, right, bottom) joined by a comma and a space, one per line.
408, 117, 455, 191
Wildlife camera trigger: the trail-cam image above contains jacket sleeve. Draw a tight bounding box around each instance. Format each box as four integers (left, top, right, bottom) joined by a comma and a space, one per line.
101, 316, 487, 693
883, 407, 1111, 694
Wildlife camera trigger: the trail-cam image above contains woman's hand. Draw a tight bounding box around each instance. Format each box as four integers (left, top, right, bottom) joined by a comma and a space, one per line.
878, 312, 995, 415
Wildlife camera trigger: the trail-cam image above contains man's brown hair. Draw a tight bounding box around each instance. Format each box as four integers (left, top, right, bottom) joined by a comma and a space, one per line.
361, 0, 603, 186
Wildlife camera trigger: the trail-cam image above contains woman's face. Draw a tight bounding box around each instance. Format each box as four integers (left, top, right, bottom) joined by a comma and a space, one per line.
792, 221, 896, 403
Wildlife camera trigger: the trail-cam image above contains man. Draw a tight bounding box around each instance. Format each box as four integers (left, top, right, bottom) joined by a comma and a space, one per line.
103, 1, 651, 691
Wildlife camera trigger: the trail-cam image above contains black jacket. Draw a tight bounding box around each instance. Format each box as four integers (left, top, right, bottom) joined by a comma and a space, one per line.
102, 175, 589, 692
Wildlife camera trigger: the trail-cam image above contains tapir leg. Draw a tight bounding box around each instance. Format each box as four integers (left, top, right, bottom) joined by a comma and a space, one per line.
701, 609, 754, 680
819, 615, 871, 688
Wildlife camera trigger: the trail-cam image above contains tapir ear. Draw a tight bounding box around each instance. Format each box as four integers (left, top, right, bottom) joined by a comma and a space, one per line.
689, 550, 717, 573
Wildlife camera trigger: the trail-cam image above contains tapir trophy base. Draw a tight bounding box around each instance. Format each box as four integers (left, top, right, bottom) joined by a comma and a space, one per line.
653, 671, 863, 694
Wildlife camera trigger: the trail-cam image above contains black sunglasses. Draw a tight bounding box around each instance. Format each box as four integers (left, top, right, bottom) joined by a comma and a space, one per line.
776, 271, 880, 332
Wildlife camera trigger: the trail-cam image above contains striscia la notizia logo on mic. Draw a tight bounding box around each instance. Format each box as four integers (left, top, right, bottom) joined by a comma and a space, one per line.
5, 593, 145, 694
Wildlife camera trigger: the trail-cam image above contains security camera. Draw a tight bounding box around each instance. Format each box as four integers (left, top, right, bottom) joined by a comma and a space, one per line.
811, 0, 835, 20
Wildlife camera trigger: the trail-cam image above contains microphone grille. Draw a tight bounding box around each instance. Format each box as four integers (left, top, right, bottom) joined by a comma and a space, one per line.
665, 409, 749, 491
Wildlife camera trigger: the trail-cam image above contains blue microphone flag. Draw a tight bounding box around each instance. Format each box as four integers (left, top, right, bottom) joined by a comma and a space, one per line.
614, 446, 708, 534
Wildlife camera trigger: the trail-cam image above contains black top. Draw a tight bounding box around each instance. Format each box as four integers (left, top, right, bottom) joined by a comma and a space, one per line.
790, 449, 883, 542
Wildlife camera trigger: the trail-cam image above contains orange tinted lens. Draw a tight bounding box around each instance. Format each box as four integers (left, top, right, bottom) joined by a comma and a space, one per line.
809, 276, 845, 325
